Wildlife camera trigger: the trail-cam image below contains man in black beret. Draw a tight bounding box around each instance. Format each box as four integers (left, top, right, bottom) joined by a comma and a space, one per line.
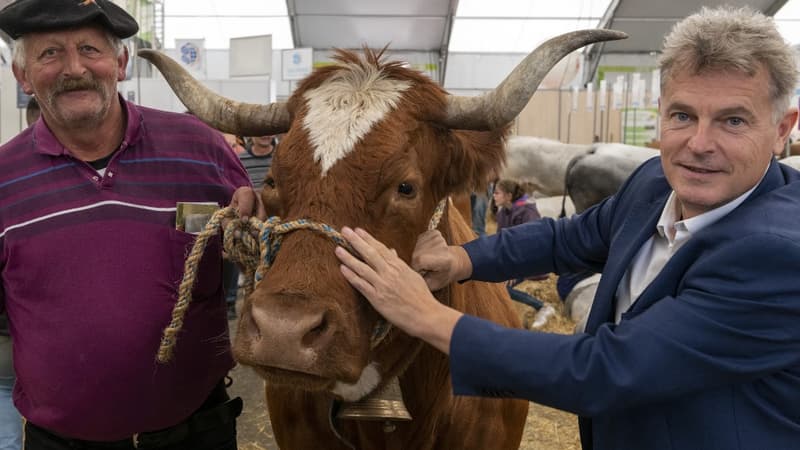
0, 1, 264, 449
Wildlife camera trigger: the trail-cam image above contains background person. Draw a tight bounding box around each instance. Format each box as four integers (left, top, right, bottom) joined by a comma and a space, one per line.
469, 190, 488, 236
0, 1, 262, 448
240, 135, 277, 190
335, 7, 800, 449
222, 133, 246, 155
493, 178, 555, 328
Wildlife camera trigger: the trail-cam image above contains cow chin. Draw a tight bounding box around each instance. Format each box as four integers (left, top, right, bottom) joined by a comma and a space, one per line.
247, 364, 336, 393
235, 339, 384, 401
331, 362, 382, 402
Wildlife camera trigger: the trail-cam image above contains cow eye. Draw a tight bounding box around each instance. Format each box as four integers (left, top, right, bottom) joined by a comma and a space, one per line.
397, 182, 415, 196
265, 176, 276, 189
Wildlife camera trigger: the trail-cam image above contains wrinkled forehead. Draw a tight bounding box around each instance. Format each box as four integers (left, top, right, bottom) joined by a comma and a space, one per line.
299, 63, 412, 176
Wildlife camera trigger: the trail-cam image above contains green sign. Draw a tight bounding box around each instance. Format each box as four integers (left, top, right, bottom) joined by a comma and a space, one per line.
621, 108, 658, 146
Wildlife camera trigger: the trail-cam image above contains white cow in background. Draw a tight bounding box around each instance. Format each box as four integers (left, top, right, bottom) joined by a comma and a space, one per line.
779, 155, 800, 170
567, 148, 659, 212
503, 137, 589, 196
502, 137, 659, 330
502, 136, 659, 213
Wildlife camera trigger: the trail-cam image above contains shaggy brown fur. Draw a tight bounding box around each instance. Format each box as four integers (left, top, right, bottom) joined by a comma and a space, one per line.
236, 49, 527, 449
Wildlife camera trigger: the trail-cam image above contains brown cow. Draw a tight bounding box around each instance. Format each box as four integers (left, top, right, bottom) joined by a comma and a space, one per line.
140, 29, 625, 449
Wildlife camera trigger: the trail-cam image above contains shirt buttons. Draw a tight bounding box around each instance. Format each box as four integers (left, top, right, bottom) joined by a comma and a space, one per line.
108, 172, 114, 177
92, 176, 100, 182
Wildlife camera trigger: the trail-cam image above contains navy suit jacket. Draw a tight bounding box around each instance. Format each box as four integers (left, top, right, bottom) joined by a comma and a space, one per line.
453, 157, 800, 450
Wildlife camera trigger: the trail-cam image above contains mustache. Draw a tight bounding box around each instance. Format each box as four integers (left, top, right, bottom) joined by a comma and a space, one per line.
52, 77, 101, 96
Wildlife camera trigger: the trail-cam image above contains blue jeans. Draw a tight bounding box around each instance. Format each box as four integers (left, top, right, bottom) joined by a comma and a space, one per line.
0, 384, 21, 450
222, 260, 239, 306
470, 193, 488, 236
0, 332, 21, 450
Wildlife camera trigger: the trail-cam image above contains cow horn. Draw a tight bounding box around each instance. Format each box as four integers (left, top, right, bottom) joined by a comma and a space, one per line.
443, 29, 627, 130
137, 49, 291, 136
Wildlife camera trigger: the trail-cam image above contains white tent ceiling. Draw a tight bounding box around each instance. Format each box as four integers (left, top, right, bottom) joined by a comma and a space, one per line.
288, 0, 454, 52
2, 0, 800, 79
286, 0, 793, 54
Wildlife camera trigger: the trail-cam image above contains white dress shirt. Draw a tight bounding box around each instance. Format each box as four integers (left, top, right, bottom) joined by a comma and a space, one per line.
614, 174, 765, 323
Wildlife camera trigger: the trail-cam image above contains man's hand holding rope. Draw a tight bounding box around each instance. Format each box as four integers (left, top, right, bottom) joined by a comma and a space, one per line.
229, 186, 266, 221
335, 226, 463, 354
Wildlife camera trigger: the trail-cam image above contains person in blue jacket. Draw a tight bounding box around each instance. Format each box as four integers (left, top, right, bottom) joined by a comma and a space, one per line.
335, 6, 800, 450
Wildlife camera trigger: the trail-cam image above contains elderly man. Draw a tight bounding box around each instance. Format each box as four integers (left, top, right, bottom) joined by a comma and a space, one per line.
0, 1, 262, 448
336, 6, 800, 450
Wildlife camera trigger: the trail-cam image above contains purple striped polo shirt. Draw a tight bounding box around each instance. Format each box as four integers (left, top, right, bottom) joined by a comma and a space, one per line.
0, 98, 251, 440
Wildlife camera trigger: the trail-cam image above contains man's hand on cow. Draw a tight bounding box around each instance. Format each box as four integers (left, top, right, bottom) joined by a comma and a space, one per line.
411, 230, 473, 291
335, 227, 462, 354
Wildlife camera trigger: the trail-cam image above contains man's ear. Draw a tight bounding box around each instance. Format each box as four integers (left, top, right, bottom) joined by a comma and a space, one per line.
116, 46, 129, 82
12, 63, 34, 95
427, 128, 507, 199
775, 108, 799, 156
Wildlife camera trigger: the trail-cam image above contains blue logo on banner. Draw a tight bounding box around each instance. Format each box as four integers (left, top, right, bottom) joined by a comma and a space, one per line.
292, 53, 301, 65
180, 43, 199, 66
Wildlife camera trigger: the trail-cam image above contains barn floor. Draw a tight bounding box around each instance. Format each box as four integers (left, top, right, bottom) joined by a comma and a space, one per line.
227, 275, 580, 450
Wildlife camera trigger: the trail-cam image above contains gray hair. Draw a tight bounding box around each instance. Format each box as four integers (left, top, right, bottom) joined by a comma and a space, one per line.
659, 6, 798, 122
12, 28, 126, 70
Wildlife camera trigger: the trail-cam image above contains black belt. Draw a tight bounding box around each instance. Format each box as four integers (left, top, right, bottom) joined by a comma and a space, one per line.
27, 381, 243, 449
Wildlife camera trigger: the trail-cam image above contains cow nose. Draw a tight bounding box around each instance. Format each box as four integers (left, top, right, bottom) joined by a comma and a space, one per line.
247, 302, 334, 373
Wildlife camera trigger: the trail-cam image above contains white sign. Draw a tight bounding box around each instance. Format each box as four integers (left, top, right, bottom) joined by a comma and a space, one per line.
613, 75, 625, 111
631, 73, 642, 108
571, 86, 579, 112
586, 83, 594, 112
230, 35, 272, 77
175, 39, 206, 75
282, 48, 313, 81
599, 79, 607, 112
650, 69, 660, 107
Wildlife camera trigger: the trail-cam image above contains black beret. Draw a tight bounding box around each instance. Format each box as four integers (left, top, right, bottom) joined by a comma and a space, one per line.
0, 0, 139, 40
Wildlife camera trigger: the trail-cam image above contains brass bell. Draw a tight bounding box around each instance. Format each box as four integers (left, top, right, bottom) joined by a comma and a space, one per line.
336, 376, 412, 423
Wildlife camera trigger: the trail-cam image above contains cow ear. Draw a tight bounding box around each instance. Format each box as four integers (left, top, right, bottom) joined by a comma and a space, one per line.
432, 128, 507, 197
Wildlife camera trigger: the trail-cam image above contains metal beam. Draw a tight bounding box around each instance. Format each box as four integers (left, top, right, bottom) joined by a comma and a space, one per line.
582, 0, 622, 87
438, 0, 459, 86
286, 0, 301, 48
764, 0, 791, 16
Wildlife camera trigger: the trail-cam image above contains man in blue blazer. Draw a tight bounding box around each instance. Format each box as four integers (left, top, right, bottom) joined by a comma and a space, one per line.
336, 6, 800, 450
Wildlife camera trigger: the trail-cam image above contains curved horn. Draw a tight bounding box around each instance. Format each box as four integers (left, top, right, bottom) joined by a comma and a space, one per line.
444, 29, 628, 130
137, 49, 291, 136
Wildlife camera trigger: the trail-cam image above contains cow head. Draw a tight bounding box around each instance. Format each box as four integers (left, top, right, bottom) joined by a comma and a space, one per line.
139, 29, 626, 401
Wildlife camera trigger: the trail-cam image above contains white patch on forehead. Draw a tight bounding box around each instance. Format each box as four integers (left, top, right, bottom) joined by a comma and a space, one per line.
302, 64, 411, 175
331, 362, 381, 402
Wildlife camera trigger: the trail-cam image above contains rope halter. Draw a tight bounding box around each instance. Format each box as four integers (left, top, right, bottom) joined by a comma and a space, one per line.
156, 197, 449, 363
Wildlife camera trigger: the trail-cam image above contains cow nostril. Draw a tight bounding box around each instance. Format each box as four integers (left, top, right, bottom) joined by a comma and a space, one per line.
302, 313, 329, 347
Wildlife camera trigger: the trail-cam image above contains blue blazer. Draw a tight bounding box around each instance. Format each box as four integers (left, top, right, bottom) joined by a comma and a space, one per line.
453, 158, 800, 450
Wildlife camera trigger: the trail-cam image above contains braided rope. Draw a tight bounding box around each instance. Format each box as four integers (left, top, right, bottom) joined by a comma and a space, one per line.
156, 198, 448, 363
